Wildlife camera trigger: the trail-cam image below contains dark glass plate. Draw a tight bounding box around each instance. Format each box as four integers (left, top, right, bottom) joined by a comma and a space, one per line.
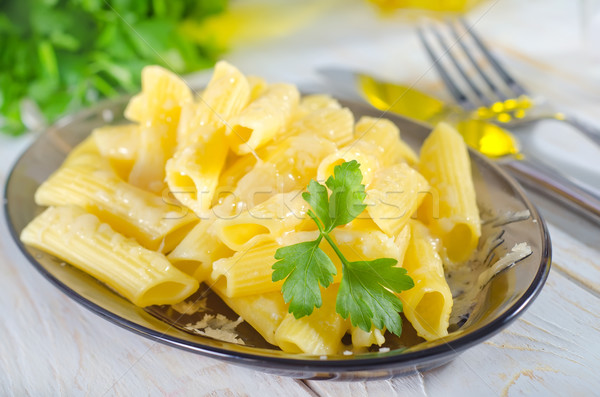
3, 97, 551, 380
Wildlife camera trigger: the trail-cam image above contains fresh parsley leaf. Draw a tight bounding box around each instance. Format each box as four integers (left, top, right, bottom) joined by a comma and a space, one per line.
301, 180, 331, 231
336, 258, 414, 335
273, 160, 415, 337
325, 159, 367, 230
272, 239, 337, 318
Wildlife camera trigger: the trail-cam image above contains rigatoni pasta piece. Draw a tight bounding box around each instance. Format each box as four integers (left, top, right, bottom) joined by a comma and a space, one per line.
211, 232, 324, 298
165, 126, 229, 217
92, 124, 138, 180
297, 94, 341, 114
366, 163, 429, 237
125, 66, 193, 192
226, 83, 299, 154
211, 191, 309, 251
274, 286, 347, 355
167, 219, 233, 280
127, 124, 174, 193
351, 326, 385, 348
316, 142, 381, 187
400, 221, 453, 341
21, 206, 199, 307
267, 133, 338, 190
124, 66, 193, 128
280, 107, 354, 146
177, 61, 250, 147
419, 122, 481, 263
212, 288, 287, 346
35, 148, 196, 253
330, 227, 406, 265
354, 116, 418, 165
247, 75, 268, 102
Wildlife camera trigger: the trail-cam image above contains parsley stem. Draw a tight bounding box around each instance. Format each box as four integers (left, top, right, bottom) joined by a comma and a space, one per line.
307, 210, 325, 233
322, 233, 350, 267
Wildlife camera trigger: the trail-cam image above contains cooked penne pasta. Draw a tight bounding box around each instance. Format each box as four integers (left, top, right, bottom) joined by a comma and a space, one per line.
280, 107, 354, 145
92, 124, 138, 180
125, 67, 193, 193
419, 122, 481, 263
274, 286, 347, 355
177, 61, 250, 147
366, 163, 429, 237
35, 143, 196, 253
21, 62, 483, 354
400, 221, 453, 341
165, 126, 230, 217
354, 116, 418, 165
21, 206, 199, 307
212, 287, 287, 346
211, 235, 283, 297
211, 191, 309, 251
351, 326, 385, 348
317, 142, 381, 186
168, 219, 233, 280
226, 83, 299, 155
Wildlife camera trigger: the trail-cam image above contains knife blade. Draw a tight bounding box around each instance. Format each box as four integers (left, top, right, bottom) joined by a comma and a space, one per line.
319, 67, 600, 224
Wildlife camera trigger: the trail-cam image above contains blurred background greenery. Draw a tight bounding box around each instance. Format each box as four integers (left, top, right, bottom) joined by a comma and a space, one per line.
0, 0, 228, 136
0, 0, 482, 137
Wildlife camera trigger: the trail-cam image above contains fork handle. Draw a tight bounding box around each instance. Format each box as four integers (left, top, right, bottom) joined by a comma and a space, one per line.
502, 159, 600, 224
558, 113, 600, 147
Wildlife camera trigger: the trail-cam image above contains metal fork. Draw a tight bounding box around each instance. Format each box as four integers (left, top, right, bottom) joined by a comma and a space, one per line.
417, 18, 600, 147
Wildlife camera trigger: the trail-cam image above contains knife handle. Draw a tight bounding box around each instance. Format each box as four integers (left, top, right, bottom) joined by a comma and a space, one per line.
501, 159, 600, 224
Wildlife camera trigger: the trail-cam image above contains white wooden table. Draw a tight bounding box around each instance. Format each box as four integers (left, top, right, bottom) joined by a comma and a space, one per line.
2, 0, 600, 395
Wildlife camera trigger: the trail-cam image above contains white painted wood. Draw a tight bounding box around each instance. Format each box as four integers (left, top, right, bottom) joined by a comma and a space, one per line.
0, 218, 312, 396
1, 0, 600, 395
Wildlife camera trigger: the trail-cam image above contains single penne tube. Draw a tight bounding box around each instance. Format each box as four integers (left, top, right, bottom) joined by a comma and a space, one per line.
233, 133, 337, 195
265, 133, 338, 191
211, 232, 321, 298
92, 124, 138, 180
274, 286, 347, 355
399, 221, 453, 341
351, 325, 385, 348
280, 107, 354, 146
127, 124, 175, 193
297, 94, 341, 114
226, 82, 300, 155
124, 65, 193, 130
211, 191, 309, 251
211, 287, 288, 346
125, 66, 193, 192
177, 61, 250, 147
419, 122, 481, 263
316, 142, 381, 186
20, 206, 199, 307
35, 148, 197, 253
366, 163, 429, 237
354, 116, 418, 165
167, 219, 233, 280
330, 227, 406, 264
247, 75, 268, 102
165, 126, 230, 217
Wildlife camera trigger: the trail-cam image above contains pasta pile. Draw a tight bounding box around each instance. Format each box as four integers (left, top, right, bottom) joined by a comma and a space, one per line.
21, 62, 481, 355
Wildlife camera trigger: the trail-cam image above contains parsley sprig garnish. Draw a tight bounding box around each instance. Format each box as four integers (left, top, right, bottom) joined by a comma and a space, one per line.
272, 160, 414, 336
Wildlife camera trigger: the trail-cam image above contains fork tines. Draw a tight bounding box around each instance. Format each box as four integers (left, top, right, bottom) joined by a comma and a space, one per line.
417, 18, 528, 111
